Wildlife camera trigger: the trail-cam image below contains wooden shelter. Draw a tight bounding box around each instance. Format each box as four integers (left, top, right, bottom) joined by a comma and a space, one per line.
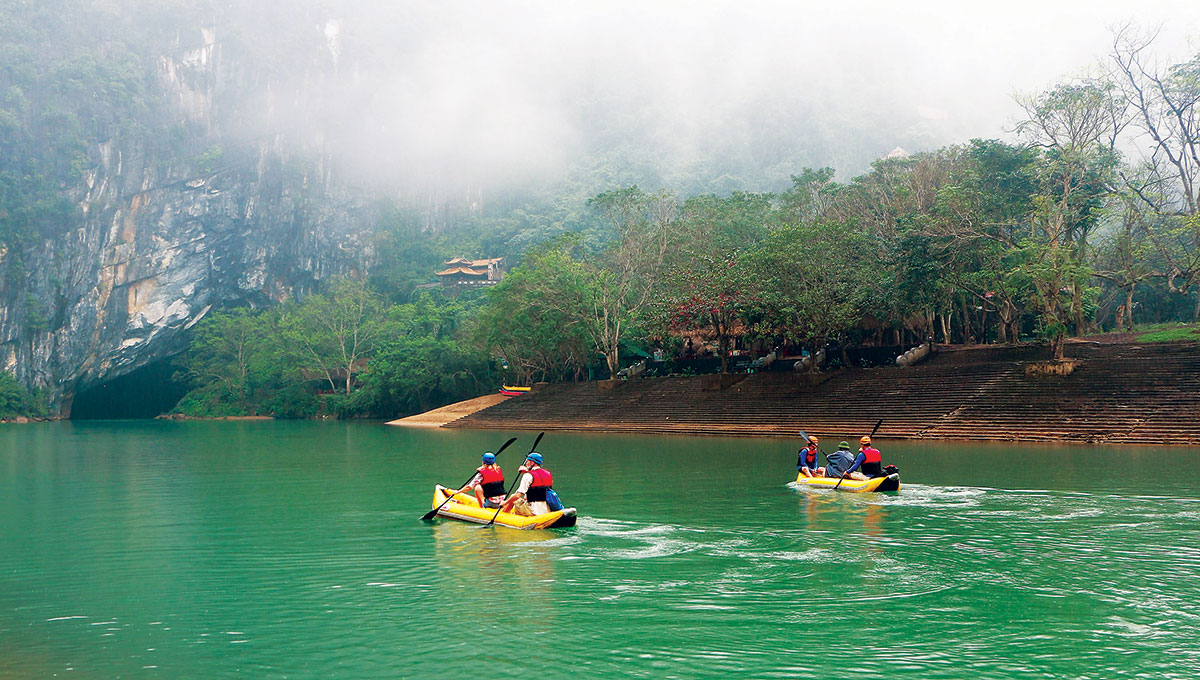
435, 257, 504, 288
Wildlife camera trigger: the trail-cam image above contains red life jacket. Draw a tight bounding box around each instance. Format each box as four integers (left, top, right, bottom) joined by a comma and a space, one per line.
862, 447, 882, 464
476, 465, 505, 498
804, 446, 818, 467
526, 467, 553, 503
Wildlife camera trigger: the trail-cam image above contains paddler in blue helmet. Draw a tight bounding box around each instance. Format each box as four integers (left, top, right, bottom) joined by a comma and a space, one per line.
499, 452, 560, 516
449, 452, 506, 508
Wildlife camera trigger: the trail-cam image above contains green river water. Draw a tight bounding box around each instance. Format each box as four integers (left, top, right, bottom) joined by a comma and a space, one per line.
2, 421, 1199, 679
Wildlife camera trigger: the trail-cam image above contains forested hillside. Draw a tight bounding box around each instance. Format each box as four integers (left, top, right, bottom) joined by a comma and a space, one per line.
1, 3, 1198, 419
172, 25, 1200, 420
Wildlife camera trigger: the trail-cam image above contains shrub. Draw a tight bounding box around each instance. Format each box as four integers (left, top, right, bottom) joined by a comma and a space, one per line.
0, 372, 49, 420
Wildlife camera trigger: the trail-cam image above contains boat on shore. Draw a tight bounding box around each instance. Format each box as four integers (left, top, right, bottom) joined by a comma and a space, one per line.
499, 385, 531, 396
431, 485, 577, 529
794, 472, 901, 493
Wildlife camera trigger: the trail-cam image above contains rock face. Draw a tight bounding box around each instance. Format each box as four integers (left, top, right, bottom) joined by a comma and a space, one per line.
0, 26, 375, 415
1, 139, 374, 415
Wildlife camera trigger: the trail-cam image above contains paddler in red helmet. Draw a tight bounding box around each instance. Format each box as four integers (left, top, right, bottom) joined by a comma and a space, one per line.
843, 436, 884, 480
797, 434, 824, 477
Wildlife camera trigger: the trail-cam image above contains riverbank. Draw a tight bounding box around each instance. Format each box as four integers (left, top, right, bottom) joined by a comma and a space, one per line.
154, 414, 275, 421
436, 340, 1200, 445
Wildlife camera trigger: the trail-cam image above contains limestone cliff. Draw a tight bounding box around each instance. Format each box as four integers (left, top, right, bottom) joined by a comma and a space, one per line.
0, 24, 375, 415
1, 141, 374, 415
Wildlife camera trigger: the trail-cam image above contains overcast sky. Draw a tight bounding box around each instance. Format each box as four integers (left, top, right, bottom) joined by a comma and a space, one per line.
277, 0, 1200, 190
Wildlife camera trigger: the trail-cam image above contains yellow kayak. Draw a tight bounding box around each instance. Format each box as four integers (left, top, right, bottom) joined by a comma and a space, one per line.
794, 472, 901, 493
431, 486, 577, 529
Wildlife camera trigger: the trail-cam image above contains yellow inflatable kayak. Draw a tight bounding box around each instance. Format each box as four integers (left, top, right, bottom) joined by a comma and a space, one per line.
794, 472, 901, 493
431, 486, 577, 529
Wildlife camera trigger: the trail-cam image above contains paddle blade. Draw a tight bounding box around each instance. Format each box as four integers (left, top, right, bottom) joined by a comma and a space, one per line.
422, 484, 468, 523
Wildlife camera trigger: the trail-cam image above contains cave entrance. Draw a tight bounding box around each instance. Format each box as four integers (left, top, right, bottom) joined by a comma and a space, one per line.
69, 359, 191, 420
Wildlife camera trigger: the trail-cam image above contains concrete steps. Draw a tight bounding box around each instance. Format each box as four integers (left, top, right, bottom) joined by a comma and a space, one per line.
446, 341, 1200, 445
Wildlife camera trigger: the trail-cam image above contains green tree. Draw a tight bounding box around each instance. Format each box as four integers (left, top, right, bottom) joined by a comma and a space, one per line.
0, 370, 48, 420
660, 251, 752, 373
280, 278, 386, 395
358, 293, 494, 416
475, 240, 592, 383
1017, 79, 1119, 357
582, 186, 676, 377
1093, 201, 1159, 329
743, 221, 875, 368
177, 308, 271, 412
824, 150, 958, 341
779, 167, 836, 224
927, 140, 1041, 343
654, 192, 777, 371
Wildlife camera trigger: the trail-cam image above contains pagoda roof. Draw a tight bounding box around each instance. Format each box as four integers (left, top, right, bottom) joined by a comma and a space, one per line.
444, 257, 503, 268
436, 266, 488, 277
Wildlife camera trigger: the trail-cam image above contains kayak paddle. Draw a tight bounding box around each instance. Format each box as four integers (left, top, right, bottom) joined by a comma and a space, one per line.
834, 419, 882, 490
797, 429, 828, 455
421, 436, 517, 521
486, 431, 543, 527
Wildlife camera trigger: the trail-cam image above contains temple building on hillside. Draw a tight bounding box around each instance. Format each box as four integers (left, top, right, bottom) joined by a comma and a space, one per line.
436, 257, 505, 288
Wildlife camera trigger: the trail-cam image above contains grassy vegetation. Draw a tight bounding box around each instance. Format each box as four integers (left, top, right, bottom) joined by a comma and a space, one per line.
0, 371, 50, 420
1134, 323, 1200, 343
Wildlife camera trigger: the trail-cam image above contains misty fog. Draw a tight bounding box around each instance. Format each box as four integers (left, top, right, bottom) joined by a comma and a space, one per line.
209, 0, 1200, 196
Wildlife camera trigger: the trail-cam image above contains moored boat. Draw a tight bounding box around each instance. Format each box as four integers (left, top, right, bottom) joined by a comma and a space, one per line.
794, 472, 901, 493
431, 485, 577, 529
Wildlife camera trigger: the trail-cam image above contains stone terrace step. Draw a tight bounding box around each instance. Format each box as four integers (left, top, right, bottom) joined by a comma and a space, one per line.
445, 341, 1200, 445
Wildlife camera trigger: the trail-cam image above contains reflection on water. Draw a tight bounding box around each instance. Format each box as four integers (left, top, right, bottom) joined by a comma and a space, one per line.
432, 521, 564, 626
2, 422, 1200, 678
427, 520, 591, 646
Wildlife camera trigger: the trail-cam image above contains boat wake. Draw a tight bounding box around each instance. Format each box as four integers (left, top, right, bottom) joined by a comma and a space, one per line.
567, 517, 699, 560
